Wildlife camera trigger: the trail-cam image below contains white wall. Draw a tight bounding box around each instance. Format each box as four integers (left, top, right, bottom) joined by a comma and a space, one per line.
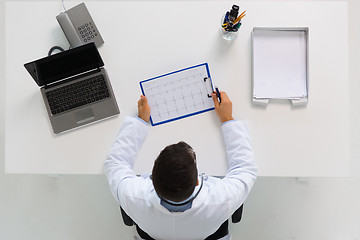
1, 0, 359, 239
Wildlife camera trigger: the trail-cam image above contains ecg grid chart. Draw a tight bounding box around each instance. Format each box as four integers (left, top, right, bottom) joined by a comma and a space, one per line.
140, 64, 215, 126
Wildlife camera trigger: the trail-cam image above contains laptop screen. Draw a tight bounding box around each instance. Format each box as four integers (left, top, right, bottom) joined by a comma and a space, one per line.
24, 43, 104, 87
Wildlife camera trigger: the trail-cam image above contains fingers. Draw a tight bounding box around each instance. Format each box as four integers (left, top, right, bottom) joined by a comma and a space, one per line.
212, 90, 233, 123
219, 91, 229, 103
138, 95, 151, 122
140, 95, 147, 102
138, 95, 147, 106
212, 91, 230, 106
212, 93, 220, 108
139, 95, 147, 102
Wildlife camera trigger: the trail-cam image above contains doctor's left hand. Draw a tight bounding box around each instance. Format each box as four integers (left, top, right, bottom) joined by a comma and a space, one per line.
138, 95, 151, 122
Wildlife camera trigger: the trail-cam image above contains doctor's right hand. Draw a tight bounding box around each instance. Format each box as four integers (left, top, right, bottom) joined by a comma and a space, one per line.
138, 95, 151, 123
212, 91, 234, 124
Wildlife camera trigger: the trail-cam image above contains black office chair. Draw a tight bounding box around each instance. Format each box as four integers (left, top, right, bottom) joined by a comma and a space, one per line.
119, 204, 244, 240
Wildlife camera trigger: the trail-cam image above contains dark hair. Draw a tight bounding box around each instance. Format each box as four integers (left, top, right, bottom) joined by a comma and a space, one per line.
152, 141, 198, 202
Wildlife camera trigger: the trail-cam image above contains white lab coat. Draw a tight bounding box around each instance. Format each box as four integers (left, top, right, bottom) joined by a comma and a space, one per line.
104, 117, 257, 240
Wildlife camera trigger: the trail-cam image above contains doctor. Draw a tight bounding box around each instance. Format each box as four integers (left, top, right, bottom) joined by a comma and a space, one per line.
104, 91, 257, 240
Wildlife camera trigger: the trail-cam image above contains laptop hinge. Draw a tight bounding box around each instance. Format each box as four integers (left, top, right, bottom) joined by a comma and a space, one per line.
44, 68, 102, 89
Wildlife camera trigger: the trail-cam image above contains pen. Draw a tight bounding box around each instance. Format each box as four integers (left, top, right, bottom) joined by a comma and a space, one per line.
233, 10, 246, 24
215, 86, 221, 103
224, 11, 230, 23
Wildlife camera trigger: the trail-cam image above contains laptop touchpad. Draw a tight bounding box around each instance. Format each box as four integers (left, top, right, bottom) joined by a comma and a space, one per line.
75, 108, 95, 124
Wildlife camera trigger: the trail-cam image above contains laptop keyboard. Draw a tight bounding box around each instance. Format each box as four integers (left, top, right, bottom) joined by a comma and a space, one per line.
46, 74, 110, 115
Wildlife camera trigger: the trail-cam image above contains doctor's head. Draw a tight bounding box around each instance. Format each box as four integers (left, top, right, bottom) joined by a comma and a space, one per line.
152, 141, 198, 202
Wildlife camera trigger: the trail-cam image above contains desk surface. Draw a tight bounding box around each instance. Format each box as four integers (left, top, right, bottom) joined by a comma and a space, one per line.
5, 1, 350, 176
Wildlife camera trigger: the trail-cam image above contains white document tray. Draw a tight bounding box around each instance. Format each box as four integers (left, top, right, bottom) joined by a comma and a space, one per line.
251, 27, 309, 106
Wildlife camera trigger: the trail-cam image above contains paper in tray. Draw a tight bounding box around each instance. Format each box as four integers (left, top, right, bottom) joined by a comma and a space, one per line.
252, 27, 309, 106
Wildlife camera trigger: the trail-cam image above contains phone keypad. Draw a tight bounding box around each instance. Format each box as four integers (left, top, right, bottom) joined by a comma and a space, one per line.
77, 22, 98, 43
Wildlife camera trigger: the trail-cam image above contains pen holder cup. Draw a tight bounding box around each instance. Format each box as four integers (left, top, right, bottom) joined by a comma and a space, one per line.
220, 14, 240, 40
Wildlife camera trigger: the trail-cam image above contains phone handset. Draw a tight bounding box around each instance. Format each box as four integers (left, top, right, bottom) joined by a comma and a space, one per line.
56, 12, 83, 48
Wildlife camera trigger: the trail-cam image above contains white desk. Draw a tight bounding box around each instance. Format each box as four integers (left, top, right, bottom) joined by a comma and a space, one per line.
5, 1, 350, 176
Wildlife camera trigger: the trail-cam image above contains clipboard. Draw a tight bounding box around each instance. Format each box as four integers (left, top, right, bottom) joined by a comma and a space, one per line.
140, 63, 215, 126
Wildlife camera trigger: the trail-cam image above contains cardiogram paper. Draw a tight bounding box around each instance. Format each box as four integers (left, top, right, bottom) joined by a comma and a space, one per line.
140, 63, 215, 126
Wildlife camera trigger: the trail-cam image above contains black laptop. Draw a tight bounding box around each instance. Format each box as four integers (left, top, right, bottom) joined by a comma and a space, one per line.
24, 43, 119, 134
